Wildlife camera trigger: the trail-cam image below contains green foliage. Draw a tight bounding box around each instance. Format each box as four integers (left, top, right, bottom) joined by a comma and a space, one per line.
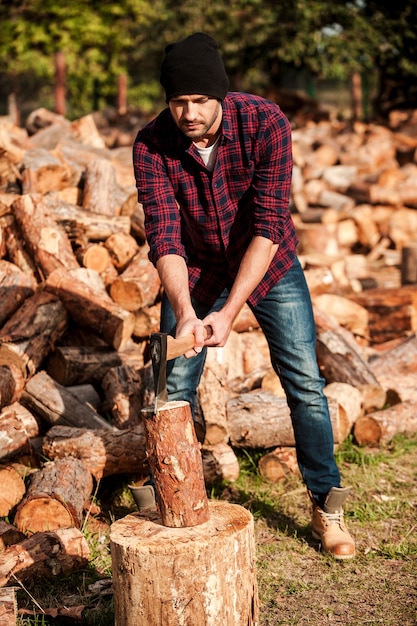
0, 1, 416, 118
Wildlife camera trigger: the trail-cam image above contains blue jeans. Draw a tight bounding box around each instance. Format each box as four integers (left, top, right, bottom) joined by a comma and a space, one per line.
160, 257, 341, 503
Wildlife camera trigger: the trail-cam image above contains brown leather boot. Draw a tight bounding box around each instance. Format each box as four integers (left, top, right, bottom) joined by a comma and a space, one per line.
310, 487, 355, 560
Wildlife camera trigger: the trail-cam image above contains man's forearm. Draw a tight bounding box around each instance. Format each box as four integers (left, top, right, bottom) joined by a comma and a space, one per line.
156, 255, 194, 322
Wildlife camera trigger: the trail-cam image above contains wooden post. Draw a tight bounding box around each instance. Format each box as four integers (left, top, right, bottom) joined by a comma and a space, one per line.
110, 501, 259, 626
110, 400, 260, 625
54, 51, 66, 117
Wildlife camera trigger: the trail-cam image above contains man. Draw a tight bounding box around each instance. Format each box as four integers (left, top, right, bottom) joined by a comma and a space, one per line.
133, 32, 355, 559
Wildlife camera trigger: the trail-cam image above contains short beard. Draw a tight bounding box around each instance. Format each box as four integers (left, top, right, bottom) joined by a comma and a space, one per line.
180, 101, 221, 140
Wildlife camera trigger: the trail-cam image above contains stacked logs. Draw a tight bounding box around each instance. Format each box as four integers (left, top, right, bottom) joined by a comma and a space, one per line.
0, 105, 417, 591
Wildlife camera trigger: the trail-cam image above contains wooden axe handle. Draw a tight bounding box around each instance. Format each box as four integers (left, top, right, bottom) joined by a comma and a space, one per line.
166, 325, 212, 360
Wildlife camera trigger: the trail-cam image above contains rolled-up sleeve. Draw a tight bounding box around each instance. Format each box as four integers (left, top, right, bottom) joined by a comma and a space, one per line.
133, 135, 187, 266
251, 108, 293, 243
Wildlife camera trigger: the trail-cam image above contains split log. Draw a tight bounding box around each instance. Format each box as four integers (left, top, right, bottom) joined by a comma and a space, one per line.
226, 391, 343, 447
0, 214, 38, 280
12, 193, 79, 278
0, 290, 68, 377
0, 465, 26, 518
42, 424, 147, 481
101, 362, 154, 428
104, 232, 139, 271
20, 148, 72, 195
21, 370, 115, 431
369, 333, 417, 403
353, 401, 417, 447
43, 194, 132, 241
0, 587, 17, 624
313, 306, 385, 405
200, 442, 240, 484
133, 303, 161, 338
142, 401, 210, 527
0, 290, 68, 409
0, 402, 41, 461
76, 242, 113, 273
0, 260, 37, 326
46, 344, 145, 386
313, 293, 369, 341
348, 285, 417, 344
67, 384, 101, 409
109, 246, 161, 312
0, 527, 90, 587
323, 382, 364, 441
45, 267, 135, 350
0, 522, 25, 550
110, 501, 259, 626
82, 158, 123, 216
258, 447, 300, 482
14, 457, 93, 534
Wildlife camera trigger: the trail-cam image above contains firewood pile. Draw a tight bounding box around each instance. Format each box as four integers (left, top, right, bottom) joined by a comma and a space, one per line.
1, 104, 417, 590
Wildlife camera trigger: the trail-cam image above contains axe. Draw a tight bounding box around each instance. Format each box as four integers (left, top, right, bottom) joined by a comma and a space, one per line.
150, 326, 212, 413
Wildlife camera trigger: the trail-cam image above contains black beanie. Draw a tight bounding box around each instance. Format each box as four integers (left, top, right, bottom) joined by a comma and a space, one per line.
160, 33, 229, 102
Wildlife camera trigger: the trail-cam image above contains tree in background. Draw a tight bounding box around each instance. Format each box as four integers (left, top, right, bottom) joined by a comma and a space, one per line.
0, 0, 416, 121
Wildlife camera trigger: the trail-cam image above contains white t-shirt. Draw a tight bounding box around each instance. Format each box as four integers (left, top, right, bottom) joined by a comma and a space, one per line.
195, 136, 220, 171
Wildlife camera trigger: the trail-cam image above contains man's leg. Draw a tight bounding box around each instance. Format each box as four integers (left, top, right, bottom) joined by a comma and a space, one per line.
251, 258, 355, 558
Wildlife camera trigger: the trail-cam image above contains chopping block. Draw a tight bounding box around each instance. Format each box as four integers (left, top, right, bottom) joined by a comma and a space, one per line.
110, 397, 259, 625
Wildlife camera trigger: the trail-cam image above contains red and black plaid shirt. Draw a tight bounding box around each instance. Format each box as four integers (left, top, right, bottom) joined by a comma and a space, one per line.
133, 92, 298, 307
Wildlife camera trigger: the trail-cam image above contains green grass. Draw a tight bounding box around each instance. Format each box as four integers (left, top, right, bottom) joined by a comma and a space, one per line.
12, 433, 417, 625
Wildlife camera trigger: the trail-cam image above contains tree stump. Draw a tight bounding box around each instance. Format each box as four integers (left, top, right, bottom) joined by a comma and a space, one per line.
110, 500, 259, 626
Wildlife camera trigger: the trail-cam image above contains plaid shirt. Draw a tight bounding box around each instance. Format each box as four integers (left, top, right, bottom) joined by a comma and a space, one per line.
133, 91, 297, 307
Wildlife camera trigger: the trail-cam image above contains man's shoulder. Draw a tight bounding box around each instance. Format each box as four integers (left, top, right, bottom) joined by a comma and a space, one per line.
223, 92, 289, 123
135, 108, 177, 148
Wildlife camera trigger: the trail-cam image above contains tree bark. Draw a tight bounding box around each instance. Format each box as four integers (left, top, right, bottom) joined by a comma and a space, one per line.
0, 521, 25, 550
369, 333, 417, 403
12, 193, 79, 278
45, 267, 135, 350
200, 442, 240, 485
348, 285, 417, 344
110, 501, 259, 626
258, 447, 300, 482
0, 587, 17, 623
0, 289, 68, 376
0, 259, 36, 327
0, 402, 41, 461
0, 527, 90, 587
226, 391, 343, 447
14, 457, 93, 534
142, 402, 210, 528
353, 401, 417, 447
109, 246, 161, 312
46, 344, 145, 386
0, 464, 26, 517
21, 370, 115, 431
42, 424, 147, 481
101, 362, 154, 428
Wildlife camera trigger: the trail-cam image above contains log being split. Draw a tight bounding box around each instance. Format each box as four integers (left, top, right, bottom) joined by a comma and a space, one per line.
142, 401, 210, 528
110, 500, 259, 626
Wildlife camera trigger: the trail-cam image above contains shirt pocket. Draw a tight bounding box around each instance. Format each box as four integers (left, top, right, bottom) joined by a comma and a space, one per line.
224, 166, 254, 201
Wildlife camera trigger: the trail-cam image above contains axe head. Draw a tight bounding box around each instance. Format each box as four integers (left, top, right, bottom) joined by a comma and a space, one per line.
150, 332, 168, 413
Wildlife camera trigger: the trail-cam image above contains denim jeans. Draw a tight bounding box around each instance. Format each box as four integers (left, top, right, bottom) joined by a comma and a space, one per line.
160, 257, 341, 503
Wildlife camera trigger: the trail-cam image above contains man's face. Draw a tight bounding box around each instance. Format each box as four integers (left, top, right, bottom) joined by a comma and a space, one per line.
169, 95, 222, 142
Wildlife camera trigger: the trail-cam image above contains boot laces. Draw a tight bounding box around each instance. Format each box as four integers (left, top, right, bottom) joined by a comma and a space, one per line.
320, 509, 344, 528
